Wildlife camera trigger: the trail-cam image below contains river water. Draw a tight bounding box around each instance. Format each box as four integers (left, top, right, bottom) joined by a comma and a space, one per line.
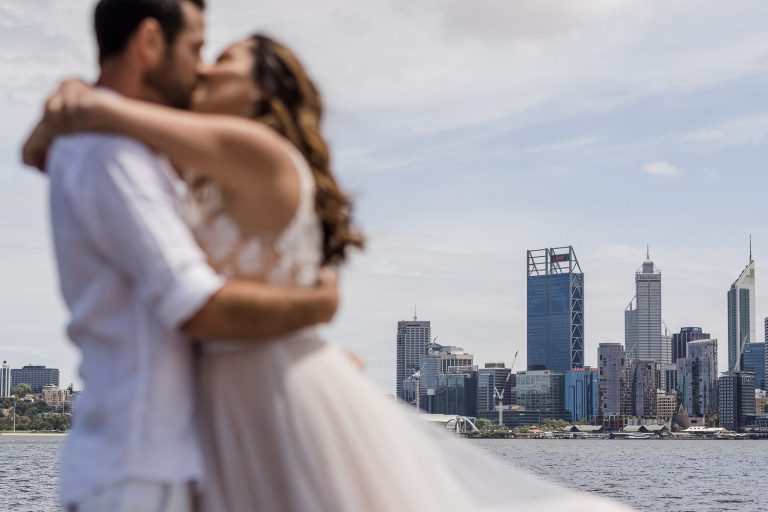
1, 435, 765, 511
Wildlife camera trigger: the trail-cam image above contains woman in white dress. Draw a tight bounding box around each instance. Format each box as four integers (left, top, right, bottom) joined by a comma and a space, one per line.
26, 34, 633, 512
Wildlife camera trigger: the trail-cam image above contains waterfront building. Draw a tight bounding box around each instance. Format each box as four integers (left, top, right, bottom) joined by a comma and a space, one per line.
598, 343, 631, 419
526, 246, 584, 372
756, 396, 768, 415
624, 251, 662, 361
476, 407, 541, 428
676, 339, 718, 417
396, 315, 431, 400
516, 370, 565, 421
0, 361, 11, 398
42, 385, 71, 409
740, 342, 765, 390
629, 360, 659, 418
416, 343, 476, 415
727, 255, 755, 371
477, 363, 514, 413
671, 327, 710, 363
564, 367, 599, 422
656, 391, 677, 421
719, 371, 755, 432
11, 365, 59, 393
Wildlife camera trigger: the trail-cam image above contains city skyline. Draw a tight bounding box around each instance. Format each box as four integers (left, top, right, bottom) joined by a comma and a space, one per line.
5, 1, 768, 394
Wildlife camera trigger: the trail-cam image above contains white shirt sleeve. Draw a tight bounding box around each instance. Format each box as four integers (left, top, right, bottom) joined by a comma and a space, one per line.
66, 137, 224, 330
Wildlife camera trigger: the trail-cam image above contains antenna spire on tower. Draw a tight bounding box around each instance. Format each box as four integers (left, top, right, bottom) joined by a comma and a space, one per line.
413, 306, 417, 321
749, 234, 753, 263
646, 244, 650, 260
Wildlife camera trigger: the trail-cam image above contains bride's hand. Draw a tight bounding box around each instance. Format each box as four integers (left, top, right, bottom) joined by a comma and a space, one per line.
21, 79, 97, 171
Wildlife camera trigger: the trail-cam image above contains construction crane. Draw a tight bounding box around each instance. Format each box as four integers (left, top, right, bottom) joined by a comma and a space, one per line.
493, 350, 519, 426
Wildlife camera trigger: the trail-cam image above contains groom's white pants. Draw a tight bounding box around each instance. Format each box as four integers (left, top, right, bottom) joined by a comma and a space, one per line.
66, 480, 194, 512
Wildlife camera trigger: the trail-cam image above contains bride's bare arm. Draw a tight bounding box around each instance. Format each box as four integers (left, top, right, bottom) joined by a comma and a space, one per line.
25, 80, 295, 193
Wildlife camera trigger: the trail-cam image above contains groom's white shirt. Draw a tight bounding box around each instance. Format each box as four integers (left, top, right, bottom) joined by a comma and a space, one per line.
47, 130, 224, 505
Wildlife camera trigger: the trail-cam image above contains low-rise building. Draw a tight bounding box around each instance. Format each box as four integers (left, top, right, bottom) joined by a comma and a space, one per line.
42, 385, 71, 409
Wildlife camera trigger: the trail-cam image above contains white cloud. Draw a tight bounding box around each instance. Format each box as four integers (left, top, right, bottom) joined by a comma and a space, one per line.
641, 160, 680, 177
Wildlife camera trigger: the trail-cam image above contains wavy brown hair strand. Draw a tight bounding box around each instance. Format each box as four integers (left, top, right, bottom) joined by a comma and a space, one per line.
249, 34, 363, 265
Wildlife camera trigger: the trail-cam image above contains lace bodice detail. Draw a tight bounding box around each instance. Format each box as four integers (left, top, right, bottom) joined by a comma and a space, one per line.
182, 148, 322, 287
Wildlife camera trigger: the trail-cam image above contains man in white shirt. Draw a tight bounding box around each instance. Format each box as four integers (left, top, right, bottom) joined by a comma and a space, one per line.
37, 1, 339, 510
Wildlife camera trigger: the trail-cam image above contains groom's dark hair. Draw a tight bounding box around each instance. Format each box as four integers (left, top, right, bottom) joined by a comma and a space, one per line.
94, 0, 205, 64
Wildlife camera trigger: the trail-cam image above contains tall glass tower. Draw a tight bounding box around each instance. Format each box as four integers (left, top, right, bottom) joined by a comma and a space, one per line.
527, 246, 584, 372
625, 250, 662, 362
727, 254, 755, 371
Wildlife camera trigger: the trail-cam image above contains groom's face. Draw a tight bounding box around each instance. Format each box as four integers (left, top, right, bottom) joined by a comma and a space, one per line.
144, 1, 205, 109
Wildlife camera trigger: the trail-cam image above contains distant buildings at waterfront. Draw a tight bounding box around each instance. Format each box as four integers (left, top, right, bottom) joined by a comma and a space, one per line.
394, 242, 768, 435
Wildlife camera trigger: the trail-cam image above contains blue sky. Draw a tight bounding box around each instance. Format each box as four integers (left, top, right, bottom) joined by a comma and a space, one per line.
2, 0, 768, 391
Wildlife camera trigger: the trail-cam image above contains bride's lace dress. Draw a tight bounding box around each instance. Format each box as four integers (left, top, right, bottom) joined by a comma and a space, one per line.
184, 149, 634, 512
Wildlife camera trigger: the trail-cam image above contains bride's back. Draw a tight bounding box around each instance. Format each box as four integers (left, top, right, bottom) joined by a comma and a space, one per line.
184, 147, 322, 287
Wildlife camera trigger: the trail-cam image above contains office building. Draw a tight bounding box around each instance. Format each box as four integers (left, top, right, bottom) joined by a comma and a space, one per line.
527, 246, 584, 372
661, 332, 672, 365
42, 385, 71, 409
625, 251, 662, 361
629, 360, 659, 418
396, 315, 431, 400
676, 339, 718, 417
565, 367, 599, 422
0, 361, 11, 398
740, 343, 765, 390
671, 327, 710, 363
598, 343, 631, 419
11, 365, 60, 393
477, 363, 514, 413
416, 343, 475, 415
516, 370, 565, 421
656, 391, 677, 421
719, 371, 755, 432
727, 256, 755, 370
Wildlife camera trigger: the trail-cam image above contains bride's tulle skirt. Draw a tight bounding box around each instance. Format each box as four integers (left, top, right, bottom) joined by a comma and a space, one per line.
198, 330, 633, 512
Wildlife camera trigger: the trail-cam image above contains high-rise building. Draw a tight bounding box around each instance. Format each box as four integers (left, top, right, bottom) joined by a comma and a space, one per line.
661, 332, 672, 365
719, 371, 755, 432
625, 252, 662, 361
395, 316, 431, 400
628, 360, 659, 418
527, 246, 584, 372
740, 343, 765, 390
597, 343, 631, 419
416, 343, 475, 415
676, 339, 718, 418
0, 361, 11, 398
564, 367, 599, 422
727, 256, 755, 371
516, 370, 565, 421
476, 363, 514, 413
671, 327, 710, 363
11, 365, 59, 393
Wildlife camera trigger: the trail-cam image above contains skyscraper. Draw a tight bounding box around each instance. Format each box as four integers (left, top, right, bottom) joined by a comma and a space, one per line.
719, 371, 755, 432
527, 246, 584, 372
476, 363, 514, 413
516, 370, 565, 421
628, 360, 659, 418
597, 343, 631, 418
727, 254, 755, 371
740, 343, 765, 390
671, 327, 710, 363
0, 361, 11, 398
625, 251, 662, 361
565, 367, 599, 422
395, 315, 431, 400
676, 339, 718, 418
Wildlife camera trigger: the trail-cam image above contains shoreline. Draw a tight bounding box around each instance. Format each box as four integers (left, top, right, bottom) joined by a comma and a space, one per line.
0, 431, 67, 436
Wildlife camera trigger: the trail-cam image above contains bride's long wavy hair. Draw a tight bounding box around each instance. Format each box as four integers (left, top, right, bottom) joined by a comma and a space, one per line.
249, 33, 364, 265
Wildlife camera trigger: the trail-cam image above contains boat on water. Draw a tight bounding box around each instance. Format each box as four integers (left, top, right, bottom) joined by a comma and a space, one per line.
624, 433, 652, 440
